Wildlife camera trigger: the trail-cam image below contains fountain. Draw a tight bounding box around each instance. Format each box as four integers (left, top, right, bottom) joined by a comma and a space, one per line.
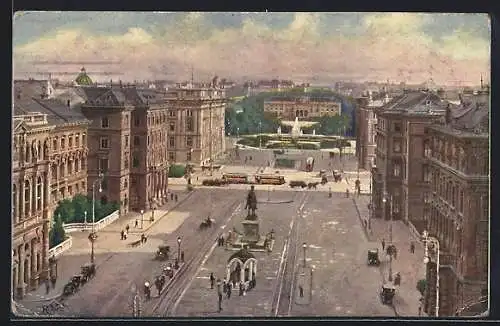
291, 116, 302, 138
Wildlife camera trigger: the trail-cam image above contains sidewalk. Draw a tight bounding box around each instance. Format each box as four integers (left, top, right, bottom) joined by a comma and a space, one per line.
353, 195, 426, 317
18, 189, 194, 306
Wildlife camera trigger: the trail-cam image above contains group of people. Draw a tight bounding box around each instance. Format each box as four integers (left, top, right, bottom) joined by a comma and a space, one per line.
210, 272, 257, 312
120, 224, 131, 240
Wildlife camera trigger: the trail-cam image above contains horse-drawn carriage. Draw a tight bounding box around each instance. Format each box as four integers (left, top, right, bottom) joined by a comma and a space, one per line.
367, 249, 380, 266
199, 217, 215, 230
380, 283, 396, 305
155, 245, 171, 261
62, 275, 83, 296
81, 263, 96, 280
333, 170, 342, 182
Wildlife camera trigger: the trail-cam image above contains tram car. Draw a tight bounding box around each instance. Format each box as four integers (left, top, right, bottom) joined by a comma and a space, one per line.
222, 173, 249, 184
255, 174, 286, 185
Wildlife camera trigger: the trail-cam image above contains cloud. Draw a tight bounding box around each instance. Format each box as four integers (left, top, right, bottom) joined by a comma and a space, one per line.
13, 12, 490, 85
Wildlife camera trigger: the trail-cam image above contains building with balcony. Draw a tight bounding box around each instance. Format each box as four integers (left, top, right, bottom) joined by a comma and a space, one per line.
372, 90, 446, 222
164, 80, 226, 166
12, 96, 89, 299
264, 95, 342, 121
80, 86, 170, 214
423, 87, 489, 316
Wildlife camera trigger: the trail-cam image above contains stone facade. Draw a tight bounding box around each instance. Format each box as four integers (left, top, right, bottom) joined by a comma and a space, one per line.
264, 95, 341, 121
164, 85, 226, 166
372, 90, 446, 221
12, 103, 89, 299
423, 88, 489, 316
80, 87, 170, 214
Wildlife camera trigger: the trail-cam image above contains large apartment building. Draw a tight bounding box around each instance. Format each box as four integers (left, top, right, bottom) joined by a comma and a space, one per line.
80, 86, 170, 214
423, 87, 489, 316
12, 93, 89, 299
372, 90, 446, 222
164, 84, 226, 166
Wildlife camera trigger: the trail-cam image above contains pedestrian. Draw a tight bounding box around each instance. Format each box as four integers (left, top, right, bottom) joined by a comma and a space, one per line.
51, 275, 57, 289
363, 220, 367, 229
45, 279, 50, 295
410, 241, 415, 254
299, 285, 304, 298
226, 282, 232, 299
171, 193, 174, 201
381, 239, 386, 251
141, 234, 146, 244
223, 279, 227, 293
418, 306, 422, 316
126, 224, 130, 233
175, 194, 178, 202
345, 189, 350, 198
221, 235, 225, 247
121, 230, 125, 240
218, 292, 223, 312
239, 281, 244, 296
135, 219, 138, 228
210, 273, 215, 289
181, 251, 185, 262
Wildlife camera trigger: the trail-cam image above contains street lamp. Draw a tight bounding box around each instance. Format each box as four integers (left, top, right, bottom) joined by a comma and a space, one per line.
84, 211, 87, 230
177, 236, 182, 262
237, 127, 240, 139
422, 230, 440, 317
140, 210, 144, 229
90, 173, 103, 264
302, 242, 307, 267
382, 193, 394, 281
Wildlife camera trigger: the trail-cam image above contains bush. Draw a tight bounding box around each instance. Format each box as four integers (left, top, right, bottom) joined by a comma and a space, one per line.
53, 194, 119, 224
169, 164, 186, 178
49, 214, 66, 248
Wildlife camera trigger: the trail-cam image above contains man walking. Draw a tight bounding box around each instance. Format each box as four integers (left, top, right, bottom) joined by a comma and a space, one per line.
381, 238, 386, 251
226, 282, 232, 299
410, 241, 415, 254
210, 273, 215, 289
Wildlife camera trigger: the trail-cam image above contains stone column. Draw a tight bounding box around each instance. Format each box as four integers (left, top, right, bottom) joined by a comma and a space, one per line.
15, 183, 20, 224
34, 175, 38, 214
17, 245, 26, 299
12, 262, 18, 296
240, 265, 245, 283
31, 239, 38, 289
28, 179, 33, 218
20, 181, 25, 221
248, 261, 253, 281
25, 247, 31, 290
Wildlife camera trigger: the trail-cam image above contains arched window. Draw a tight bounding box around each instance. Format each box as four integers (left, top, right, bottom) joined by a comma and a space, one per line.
38, 141, 42, 160
59, 163, 64, 178
51, 164, 57, 182
25, 145, 30, 164
68, 159, 73, 175
37, 176, 42, 211
24, 180, 30, 218
74, 158, 79, 172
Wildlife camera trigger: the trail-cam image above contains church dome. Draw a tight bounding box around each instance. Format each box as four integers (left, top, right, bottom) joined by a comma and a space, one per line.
227, 247, 255, 263
75, 67, 93, 86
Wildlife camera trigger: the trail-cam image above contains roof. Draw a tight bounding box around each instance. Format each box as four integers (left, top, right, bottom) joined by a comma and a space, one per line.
14, 79, 52, 100
13, 97, 89, 125
379, 91, 447, 116
75, 68, 93, 85
227, 247, 255, 263
265, 96, 341, 103
81, 86, 165, 107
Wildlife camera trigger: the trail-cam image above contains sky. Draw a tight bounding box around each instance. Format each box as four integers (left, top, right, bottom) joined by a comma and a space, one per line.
12, 12, 491, 86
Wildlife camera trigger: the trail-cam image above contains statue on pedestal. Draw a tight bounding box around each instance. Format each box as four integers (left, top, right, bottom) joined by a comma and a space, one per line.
245, 185, 258, 220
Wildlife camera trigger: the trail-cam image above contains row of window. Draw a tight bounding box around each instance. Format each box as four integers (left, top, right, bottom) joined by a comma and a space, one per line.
52, 133, 86, 151
51, 158, 86, 180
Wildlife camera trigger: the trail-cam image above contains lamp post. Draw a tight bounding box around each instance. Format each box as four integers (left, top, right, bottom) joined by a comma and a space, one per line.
90, 172, 103, 264
382, 193, 393, 281
302, 242, 307, 267
422, 230, 440, 317
84, 210, 87, 229
237, 127, 240, 139
177, 236, 182, 262
140, 210, 144, 229
151, 205, 155, 222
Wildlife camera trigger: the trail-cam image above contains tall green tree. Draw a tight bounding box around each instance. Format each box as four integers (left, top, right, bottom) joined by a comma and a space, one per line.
53, 199, 74, 224
49, 214, 66, 247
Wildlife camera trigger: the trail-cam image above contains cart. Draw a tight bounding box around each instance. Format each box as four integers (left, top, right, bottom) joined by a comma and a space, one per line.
380, 283, 396, 305
367, 249, 380, 266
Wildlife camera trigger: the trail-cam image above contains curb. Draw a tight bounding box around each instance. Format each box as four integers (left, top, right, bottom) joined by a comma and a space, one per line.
128, 190, 196, 234
352, 198, 370, 242
257, 200, 294, 204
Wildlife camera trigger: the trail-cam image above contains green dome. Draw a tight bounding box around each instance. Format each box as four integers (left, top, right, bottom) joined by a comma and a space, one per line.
75, 67, 93, 85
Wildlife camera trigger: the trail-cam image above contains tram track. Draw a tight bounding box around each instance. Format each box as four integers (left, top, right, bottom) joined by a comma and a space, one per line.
148, 200, 242, 317
271, 192, 308, 317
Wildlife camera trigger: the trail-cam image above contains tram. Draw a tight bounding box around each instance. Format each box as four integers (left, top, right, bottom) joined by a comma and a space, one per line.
255, 174, 286, 185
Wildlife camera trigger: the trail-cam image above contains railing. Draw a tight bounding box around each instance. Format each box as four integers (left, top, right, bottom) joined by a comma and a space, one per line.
63, 210, 120, 233
48, 236, 73, 258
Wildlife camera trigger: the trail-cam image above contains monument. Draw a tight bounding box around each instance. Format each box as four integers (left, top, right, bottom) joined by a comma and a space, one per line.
228, 185, 275, 252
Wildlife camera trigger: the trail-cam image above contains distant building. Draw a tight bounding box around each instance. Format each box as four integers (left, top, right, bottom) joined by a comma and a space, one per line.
264, 95, 342, 121
12, 93, 89, 299
372, 90, 447, 224
74, 67, 93, 86
423, 87, 489, 317
164, 78, 226, 166
14, 79, 55, 101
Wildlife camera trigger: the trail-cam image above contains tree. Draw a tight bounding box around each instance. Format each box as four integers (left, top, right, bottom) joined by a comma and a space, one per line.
71, 194, 90, 223
49, 214, 66, 247
53, 199, 75, 224
417, 279, 427, 297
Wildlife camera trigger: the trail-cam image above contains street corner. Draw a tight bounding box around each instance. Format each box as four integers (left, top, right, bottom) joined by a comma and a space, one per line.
295, 266, 313, 306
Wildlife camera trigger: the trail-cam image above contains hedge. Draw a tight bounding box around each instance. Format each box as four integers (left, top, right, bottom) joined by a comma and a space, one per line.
53, 194, 120, 224
169, 164, 186, 178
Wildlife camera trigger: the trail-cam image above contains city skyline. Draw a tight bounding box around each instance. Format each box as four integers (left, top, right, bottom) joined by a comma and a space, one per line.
13, 12, 490, 85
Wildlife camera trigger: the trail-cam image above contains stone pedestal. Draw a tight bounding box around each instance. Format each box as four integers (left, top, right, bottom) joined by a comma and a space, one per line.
242, 220, 260, 243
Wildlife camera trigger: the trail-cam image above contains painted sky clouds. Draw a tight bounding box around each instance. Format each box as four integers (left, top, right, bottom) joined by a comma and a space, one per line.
13, 12, 490, 85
